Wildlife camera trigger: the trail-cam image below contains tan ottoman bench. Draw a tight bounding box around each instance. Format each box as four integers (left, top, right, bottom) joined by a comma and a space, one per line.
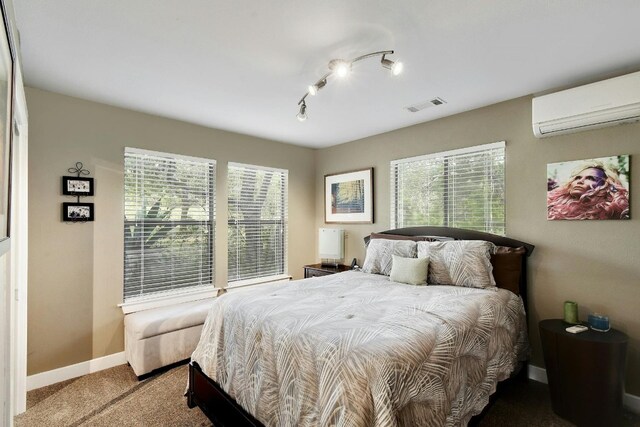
124, 298, 213, 377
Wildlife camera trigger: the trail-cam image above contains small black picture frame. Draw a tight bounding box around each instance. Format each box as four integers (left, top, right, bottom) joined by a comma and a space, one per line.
62, 176, 94, 196
62, 202, 95, 222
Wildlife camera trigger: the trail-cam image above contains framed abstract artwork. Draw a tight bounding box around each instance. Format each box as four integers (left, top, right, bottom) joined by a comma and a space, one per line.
324, 168, 373, 223
547, 155, 630, 220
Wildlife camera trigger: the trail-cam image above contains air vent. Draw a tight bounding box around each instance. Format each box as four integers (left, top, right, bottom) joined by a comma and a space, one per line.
405, 97, 447, 113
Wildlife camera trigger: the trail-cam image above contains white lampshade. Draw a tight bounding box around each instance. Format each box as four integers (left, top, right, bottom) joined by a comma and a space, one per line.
319, 228, 344, 260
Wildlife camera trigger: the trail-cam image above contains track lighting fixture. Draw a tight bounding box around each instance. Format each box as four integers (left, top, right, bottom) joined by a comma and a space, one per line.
308, 79, 327, 96
380, 54, 404, 76
297, 50, 402, 121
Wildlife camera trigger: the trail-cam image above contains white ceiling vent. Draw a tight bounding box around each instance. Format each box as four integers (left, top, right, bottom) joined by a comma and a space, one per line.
405, 97, 447, 113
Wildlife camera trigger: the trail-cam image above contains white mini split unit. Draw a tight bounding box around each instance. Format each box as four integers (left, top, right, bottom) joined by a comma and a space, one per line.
532, 71, 640, 138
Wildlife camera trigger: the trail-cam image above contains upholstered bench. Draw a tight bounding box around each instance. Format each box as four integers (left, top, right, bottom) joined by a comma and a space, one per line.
124, 298, 214, 377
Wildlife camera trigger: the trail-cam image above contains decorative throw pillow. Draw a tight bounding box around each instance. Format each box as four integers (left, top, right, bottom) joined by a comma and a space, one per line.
362, 239, 417, 275
490, 246, 526, 294
417, 240, 496, 288
389, 255, 429, 285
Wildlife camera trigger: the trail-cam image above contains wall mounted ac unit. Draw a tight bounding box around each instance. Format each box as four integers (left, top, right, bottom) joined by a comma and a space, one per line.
532, 71, 640, 138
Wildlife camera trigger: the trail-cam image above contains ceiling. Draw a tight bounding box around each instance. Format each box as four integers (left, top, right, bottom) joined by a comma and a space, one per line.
13, 0, 640, 148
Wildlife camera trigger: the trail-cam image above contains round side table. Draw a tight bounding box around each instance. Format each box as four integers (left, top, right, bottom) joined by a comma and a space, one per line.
539, 319, 628, 427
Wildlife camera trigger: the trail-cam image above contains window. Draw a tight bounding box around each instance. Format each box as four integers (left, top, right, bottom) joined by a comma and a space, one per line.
391, 141, 505, 235
227, 162, 288, 284
124, 148, 216, 301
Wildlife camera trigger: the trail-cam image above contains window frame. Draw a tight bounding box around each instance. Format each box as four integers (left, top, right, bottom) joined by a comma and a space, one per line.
227, 162, 288, 285
390, 141, 506, 235
121, 147, 216, 311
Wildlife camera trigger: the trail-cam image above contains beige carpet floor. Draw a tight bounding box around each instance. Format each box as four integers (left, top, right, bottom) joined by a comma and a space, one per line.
15, 363, 640, 426
16, 364, 211, 427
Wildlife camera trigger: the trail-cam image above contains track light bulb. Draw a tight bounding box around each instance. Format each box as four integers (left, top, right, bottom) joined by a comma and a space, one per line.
297, 102, 307, 122
381, 56, 403, 76
329, 59, 351, 78
391, 61, 403, 76
335, 62, 350, 78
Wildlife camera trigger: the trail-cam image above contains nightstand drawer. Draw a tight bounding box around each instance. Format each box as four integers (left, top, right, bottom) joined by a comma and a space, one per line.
305, 268, 333, 278
303, 263, 350, 279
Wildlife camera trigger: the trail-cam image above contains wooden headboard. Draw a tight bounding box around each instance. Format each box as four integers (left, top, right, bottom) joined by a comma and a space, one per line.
364, 226, 534, 255
363, 226, 535, 306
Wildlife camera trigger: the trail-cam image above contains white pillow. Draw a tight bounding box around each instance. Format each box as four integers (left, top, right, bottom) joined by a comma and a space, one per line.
389, 255, 429, 285
362, 239, 417, 275
417, 240, 496, 288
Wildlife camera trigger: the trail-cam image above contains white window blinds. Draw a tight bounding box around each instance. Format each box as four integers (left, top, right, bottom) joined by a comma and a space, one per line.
124, 148, 216, 301
228, 162, 288, 283
391, 141, 505, 235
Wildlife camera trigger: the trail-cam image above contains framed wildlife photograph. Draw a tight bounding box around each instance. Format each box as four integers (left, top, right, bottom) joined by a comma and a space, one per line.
324, 168, 373, 223
62, 202, 95, 222
62, 176, 94, 196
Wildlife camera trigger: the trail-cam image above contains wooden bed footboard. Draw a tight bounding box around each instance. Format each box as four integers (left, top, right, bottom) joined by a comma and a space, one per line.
187, 361, 264, 427
187, 359, 520, 426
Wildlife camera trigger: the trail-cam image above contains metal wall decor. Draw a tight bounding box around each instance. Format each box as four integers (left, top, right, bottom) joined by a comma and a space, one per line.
62, 162, 95, 222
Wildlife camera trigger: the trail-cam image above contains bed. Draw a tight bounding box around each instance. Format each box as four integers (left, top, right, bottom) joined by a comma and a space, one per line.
187, 226, 534, 426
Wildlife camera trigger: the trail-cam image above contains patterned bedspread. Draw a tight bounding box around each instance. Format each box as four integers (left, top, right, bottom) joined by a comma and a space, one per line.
191, 271, 529, 426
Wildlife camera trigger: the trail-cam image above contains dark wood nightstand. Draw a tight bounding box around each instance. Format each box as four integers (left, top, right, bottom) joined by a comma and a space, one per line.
539, 319, 628, 427
303, 263, 351, 278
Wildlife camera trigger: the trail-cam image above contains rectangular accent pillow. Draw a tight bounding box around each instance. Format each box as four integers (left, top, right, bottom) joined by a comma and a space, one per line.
417, 240, 496, 288
389, 255, 428, 285
490, 246, 526, 294
362, 239, 417, 275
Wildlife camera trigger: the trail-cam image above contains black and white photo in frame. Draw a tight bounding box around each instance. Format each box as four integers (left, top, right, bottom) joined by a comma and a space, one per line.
62, 202, 95, 221
62, 176, 94, 196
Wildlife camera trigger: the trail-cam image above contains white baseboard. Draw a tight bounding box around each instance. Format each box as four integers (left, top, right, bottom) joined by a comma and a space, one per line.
26, 351, 126, 391
624, 393, 640, 415
527, 364, 548, 384
528, 364, 640, 414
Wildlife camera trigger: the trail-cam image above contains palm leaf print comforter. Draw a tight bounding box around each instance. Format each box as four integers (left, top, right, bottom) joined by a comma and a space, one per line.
191, 271, 528, 426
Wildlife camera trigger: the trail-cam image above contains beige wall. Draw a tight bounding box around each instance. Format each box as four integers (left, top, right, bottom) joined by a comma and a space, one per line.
315, 96, 640, 394
27, 86, 640, 396
26, 87, 316, 375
